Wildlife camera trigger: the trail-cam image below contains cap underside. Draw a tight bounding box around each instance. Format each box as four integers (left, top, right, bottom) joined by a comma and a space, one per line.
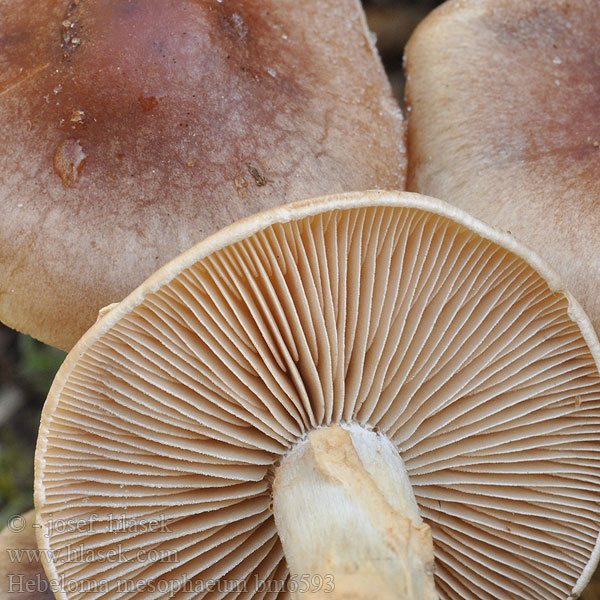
36, 191, 600, 600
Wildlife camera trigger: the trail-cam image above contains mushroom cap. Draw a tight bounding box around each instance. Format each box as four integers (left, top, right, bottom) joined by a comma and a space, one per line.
0, 510, 55, 599
404, 0, 600, 334
0, 0, 405, 351
35, 190, 600, 600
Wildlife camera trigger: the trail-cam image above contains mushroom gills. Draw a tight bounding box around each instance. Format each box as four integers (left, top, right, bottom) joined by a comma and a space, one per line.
35, 192, 600, 600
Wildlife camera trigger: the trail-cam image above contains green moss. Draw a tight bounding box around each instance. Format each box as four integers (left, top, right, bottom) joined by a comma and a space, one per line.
0, 333, 65, 530
17, 335, 66, 396
0, 424, 36, 528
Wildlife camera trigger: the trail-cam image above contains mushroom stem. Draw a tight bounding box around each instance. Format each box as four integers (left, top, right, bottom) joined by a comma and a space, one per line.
272, 423, 437, 599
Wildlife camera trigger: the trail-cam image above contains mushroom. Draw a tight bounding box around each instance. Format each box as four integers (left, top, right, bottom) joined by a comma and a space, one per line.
0, 510, 55, 599
35, 190, 600, 599
0, 0, 405, 351
404, 0, 600, 333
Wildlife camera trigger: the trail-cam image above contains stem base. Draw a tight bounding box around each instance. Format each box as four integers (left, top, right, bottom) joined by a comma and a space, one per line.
272, 423, 437, 599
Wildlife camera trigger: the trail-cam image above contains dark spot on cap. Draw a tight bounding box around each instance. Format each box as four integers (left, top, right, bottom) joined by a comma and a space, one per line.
247, 164, 267, 186
138, 94, 159, 112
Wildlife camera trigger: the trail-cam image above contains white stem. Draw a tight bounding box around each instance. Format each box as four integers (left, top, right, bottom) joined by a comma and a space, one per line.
272, 423, 437, 600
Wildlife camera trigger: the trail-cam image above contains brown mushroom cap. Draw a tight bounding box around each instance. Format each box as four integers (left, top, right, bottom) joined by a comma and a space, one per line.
0, 0, 405, 351
35, 191, 600, 600
404, 0, 600, 335
0, 510, 55, 599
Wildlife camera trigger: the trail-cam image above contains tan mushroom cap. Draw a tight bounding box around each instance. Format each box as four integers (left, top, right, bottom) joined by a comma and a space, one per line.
35, 190, 600, 600
405, 0, 600, 335
0, 510, 55, 599
0, 0, 405, 351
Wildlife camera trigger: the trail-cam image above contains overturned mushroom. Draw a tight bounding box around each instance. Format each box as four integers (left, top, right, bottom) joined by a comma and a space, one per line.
0, 0, 405, 351
404, 0, 600, 333
34, 190, 600, 599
